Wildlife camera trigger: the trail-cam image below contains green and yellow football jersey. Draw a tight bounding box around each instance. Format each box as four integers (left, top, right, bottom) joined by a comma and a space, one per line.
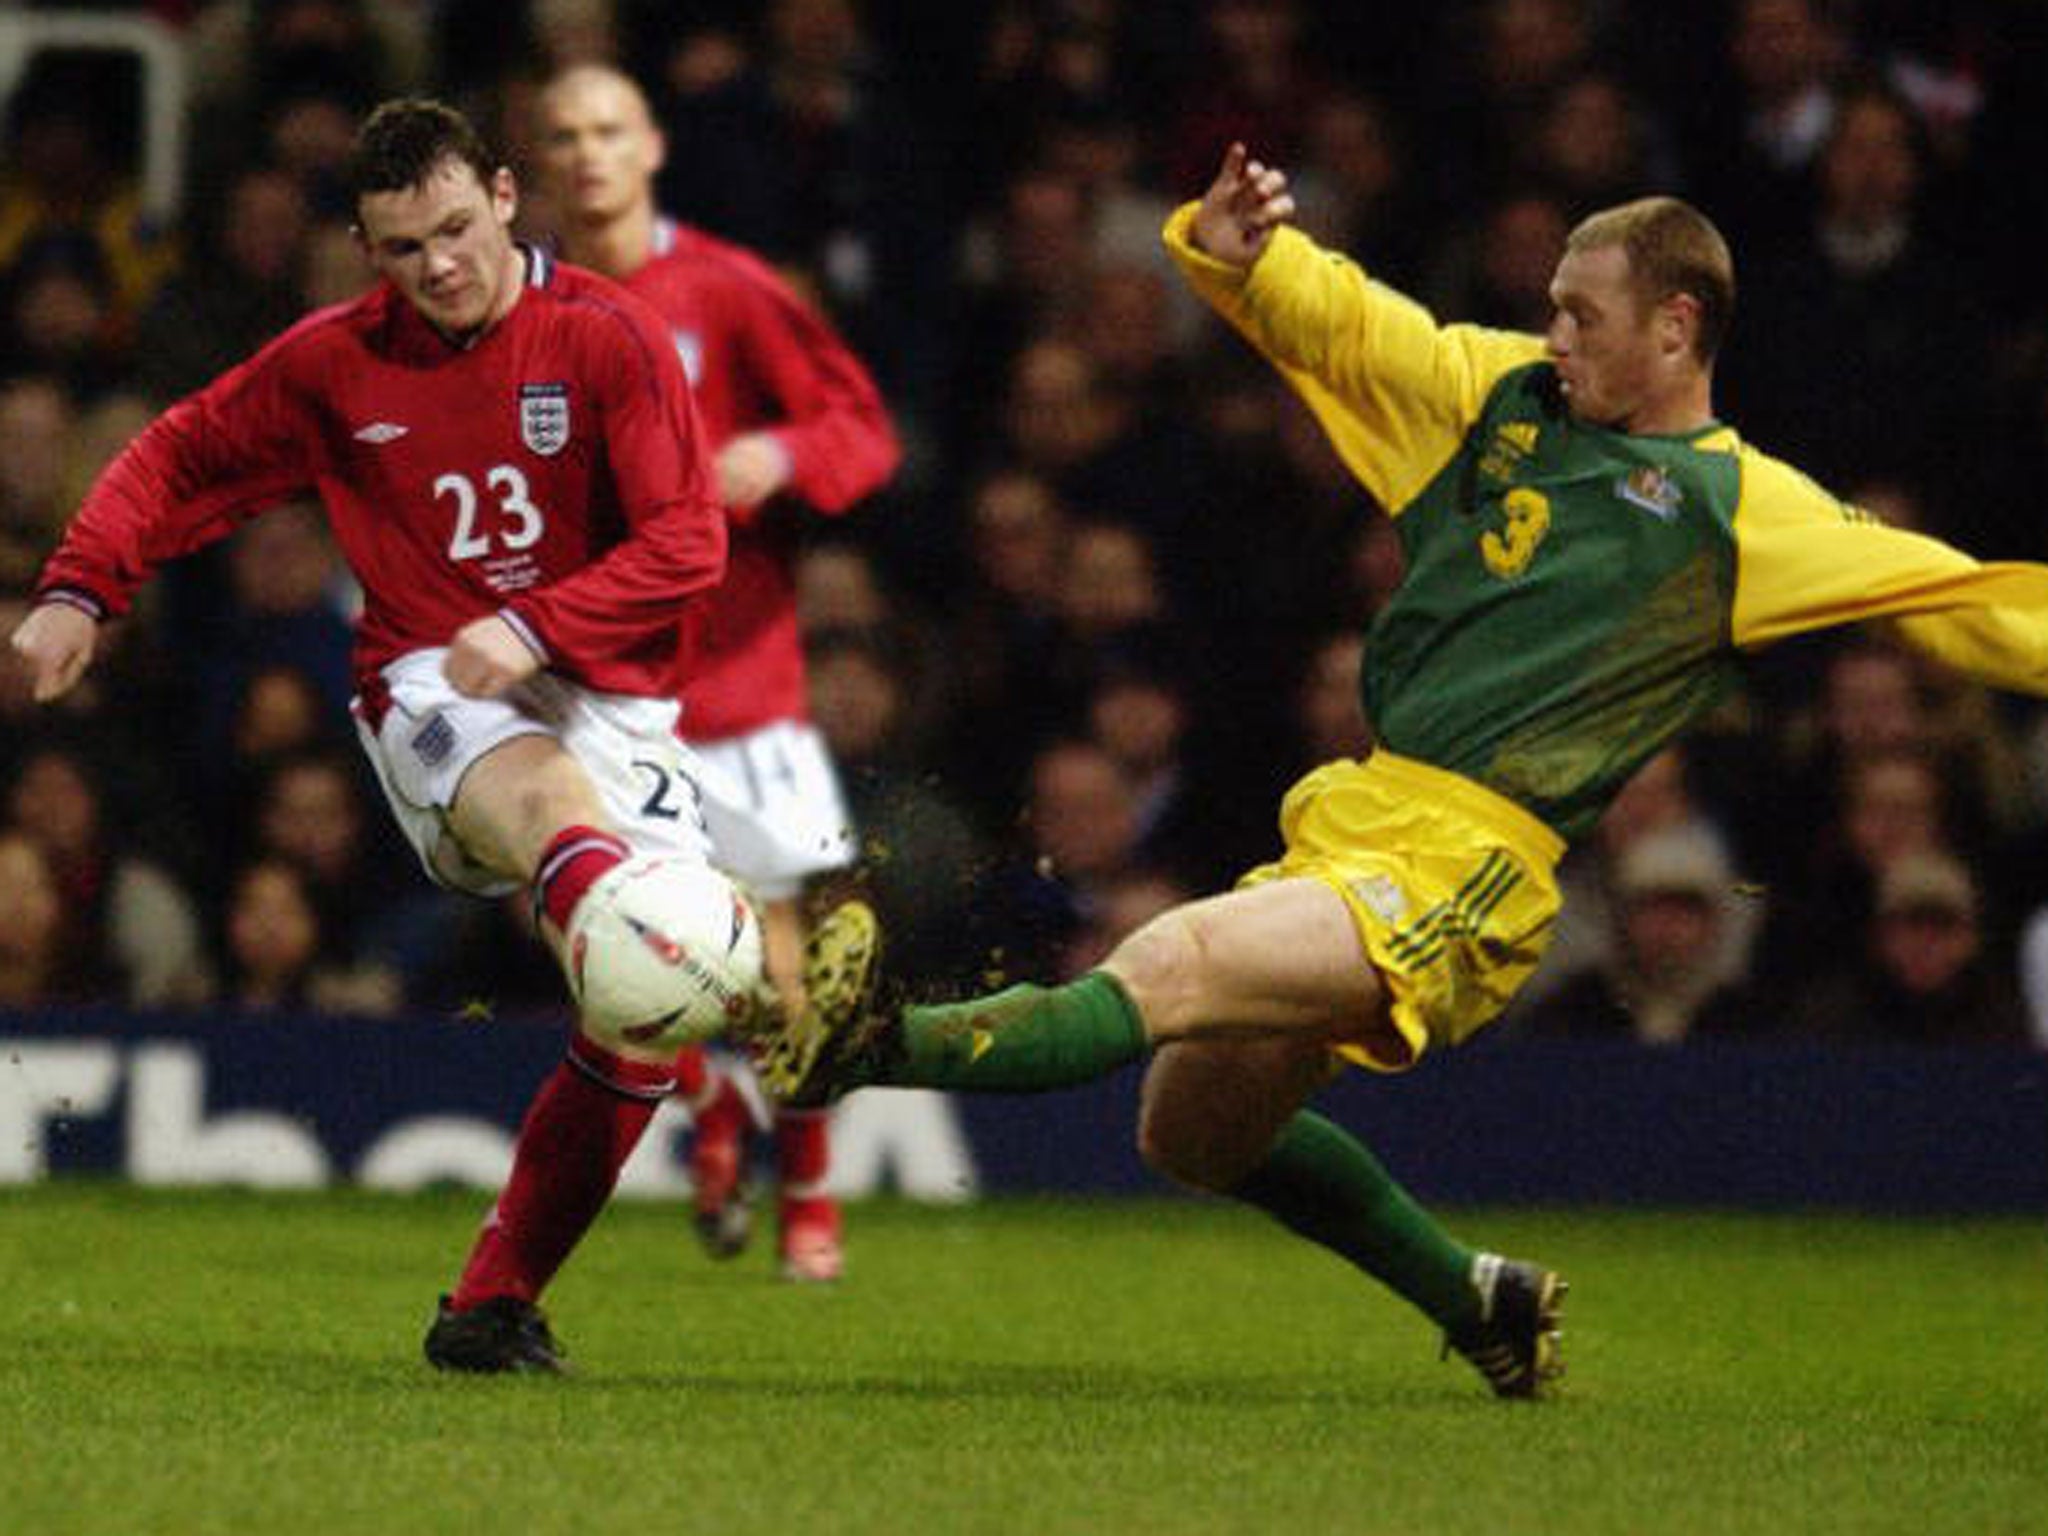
1166, 206, 2048, 840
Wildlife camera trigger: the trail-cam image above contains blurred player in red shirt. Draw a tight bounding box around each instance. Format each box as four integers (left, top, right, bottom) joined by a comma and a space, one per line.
12, 99, 735, 1372
535, 65, 900, 1282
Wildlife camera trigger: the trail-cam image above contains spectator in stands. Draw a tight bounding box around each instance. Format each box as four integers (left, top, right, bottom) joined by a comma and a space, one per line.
246, 749, 441, 1016
1173, 341, 1362, 656
1071, 259, 1189, 418
963, 466, 1070, 625
219, 502, 358, 710
1686, 0, 1852, 258
0, 375, 77, 595
1753, 636, 2023, 896
0, 236, 131, 402
994, 336, 1210, 554
0, 828, 66, 1008
1723, 80, 1994, 531
1418, 0, 1598, 217
4, 737, 211, 1009
653, 0, 947, 429
1056, 519, 1168, 651
132, 165, 313, 404
1790, 850, 2028, 1045
952, 5, 1097, 208
1527, 67, 1678, 219
1164, 0, 1328, 194
939, 466, 1075, 812
1342, 515, 1409, 622
1517, 745, 1755, 1011
0, 51, 178, 340
185, 0, 417, 212
794, 539, 893, 636
1084, 648, 1213, 885
950, 166, 1098, 457
997, 333, 1146, 513
1286, 88, 1421, 288
191, 663, 338, 862
1517, 823, 1768, 1045
975, 736, 1149, 984
231, 664, 329, 765
1424, 187, 1571, 332
260, 77, 375, 221
1753, 742, 1959, 993
1042, 107, 1183, 291
215, 857, 328, 1013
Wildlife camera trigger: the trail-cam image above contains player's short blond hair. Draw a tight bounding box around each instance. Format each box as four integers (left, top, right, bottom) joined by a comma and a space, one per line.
1566, 197, 1735, 363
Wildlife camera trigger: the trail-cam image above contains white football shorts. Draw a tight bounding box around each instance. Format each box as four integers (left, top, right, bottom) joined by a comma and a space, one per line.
688, 719, 856, 901
355, 648, 713, 898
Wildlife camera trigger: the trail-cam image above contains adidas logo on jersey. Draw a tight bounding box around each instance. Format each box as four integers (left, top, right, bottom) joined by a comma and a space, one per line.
1479, 421, 1539, 483
353, 421, 410, 444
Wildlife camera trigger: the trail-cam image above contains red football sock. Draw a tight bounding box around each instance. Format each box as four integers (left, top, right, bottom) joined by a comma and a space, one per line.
534, 825, 629, 933
686, 1063, 755, 1216
449, 1032, 677, 1309
673, 1042, 712, 1106
775, 1107, 832, 1202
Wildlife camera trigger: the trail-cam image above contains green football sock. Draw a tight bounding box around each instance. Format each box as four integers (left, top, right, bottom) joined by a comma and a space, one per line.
1231, 1110, 1481, 1331
884, 971, 1150, 1092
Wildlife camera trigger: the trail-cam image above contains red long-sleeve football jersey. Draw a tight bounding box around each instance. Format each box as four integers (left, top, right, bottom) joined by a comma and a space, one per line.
38, 247, 726, 703
627, 219, 899, 740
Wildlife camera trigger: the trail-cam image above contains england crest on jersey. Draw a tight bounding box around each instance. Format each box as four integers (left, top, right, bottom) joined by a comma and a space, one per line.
519, 383, 570, 456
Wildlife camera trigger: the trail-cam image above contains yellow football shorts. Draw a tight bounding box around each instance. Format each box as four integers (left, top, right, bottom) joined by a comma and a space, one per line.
1239, 750, 1565, 1072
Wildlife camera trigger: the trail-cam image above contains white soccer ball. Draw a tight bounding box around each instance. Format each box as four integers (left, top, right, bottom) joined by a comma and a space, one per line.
563, 854, 769, 1054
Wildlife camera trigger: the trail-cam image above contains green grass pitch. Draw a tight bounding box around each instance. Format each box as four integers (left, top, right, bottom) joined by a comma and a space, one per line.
1, 1184, 2042, 1536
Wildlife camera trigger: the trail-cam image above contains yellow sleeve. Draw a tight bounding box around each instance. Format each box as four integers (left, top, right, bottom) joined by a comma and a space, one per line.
1163, 203, 1545, 514
1730, 444, 2048, 695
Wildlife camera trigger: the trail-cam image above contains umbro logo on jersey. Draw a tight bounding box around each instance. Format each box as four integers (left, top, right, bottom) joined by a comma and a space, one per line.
352, 421, 409, 443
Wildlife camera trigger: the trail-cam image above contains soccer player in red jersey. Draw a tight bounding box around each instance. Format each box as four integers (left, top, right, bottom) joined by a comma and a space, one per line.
11, 99, 736, 1372
534, 64, 901, 1282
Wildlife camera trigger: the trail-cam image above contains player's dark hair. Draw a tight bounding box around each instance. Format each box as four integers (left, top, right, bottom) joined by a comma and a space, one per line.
345, 98, 498, 210
1567, 197, 1736, 364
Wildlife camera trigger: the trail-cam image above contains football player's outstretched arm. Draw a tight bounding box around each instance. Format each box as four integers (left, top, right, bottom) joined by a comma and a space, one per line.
1187, 142, 1297, 270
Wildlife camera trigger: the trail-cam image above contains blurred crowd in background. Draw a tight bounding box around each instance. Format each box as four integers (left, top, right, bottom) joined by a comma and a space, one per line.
4, 0, 2048, 1052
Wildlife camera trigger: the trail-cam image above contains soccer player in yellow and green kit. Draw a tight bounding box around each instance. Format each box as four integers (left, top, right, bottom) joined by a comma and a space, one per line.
755, 144, 2048, 1398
